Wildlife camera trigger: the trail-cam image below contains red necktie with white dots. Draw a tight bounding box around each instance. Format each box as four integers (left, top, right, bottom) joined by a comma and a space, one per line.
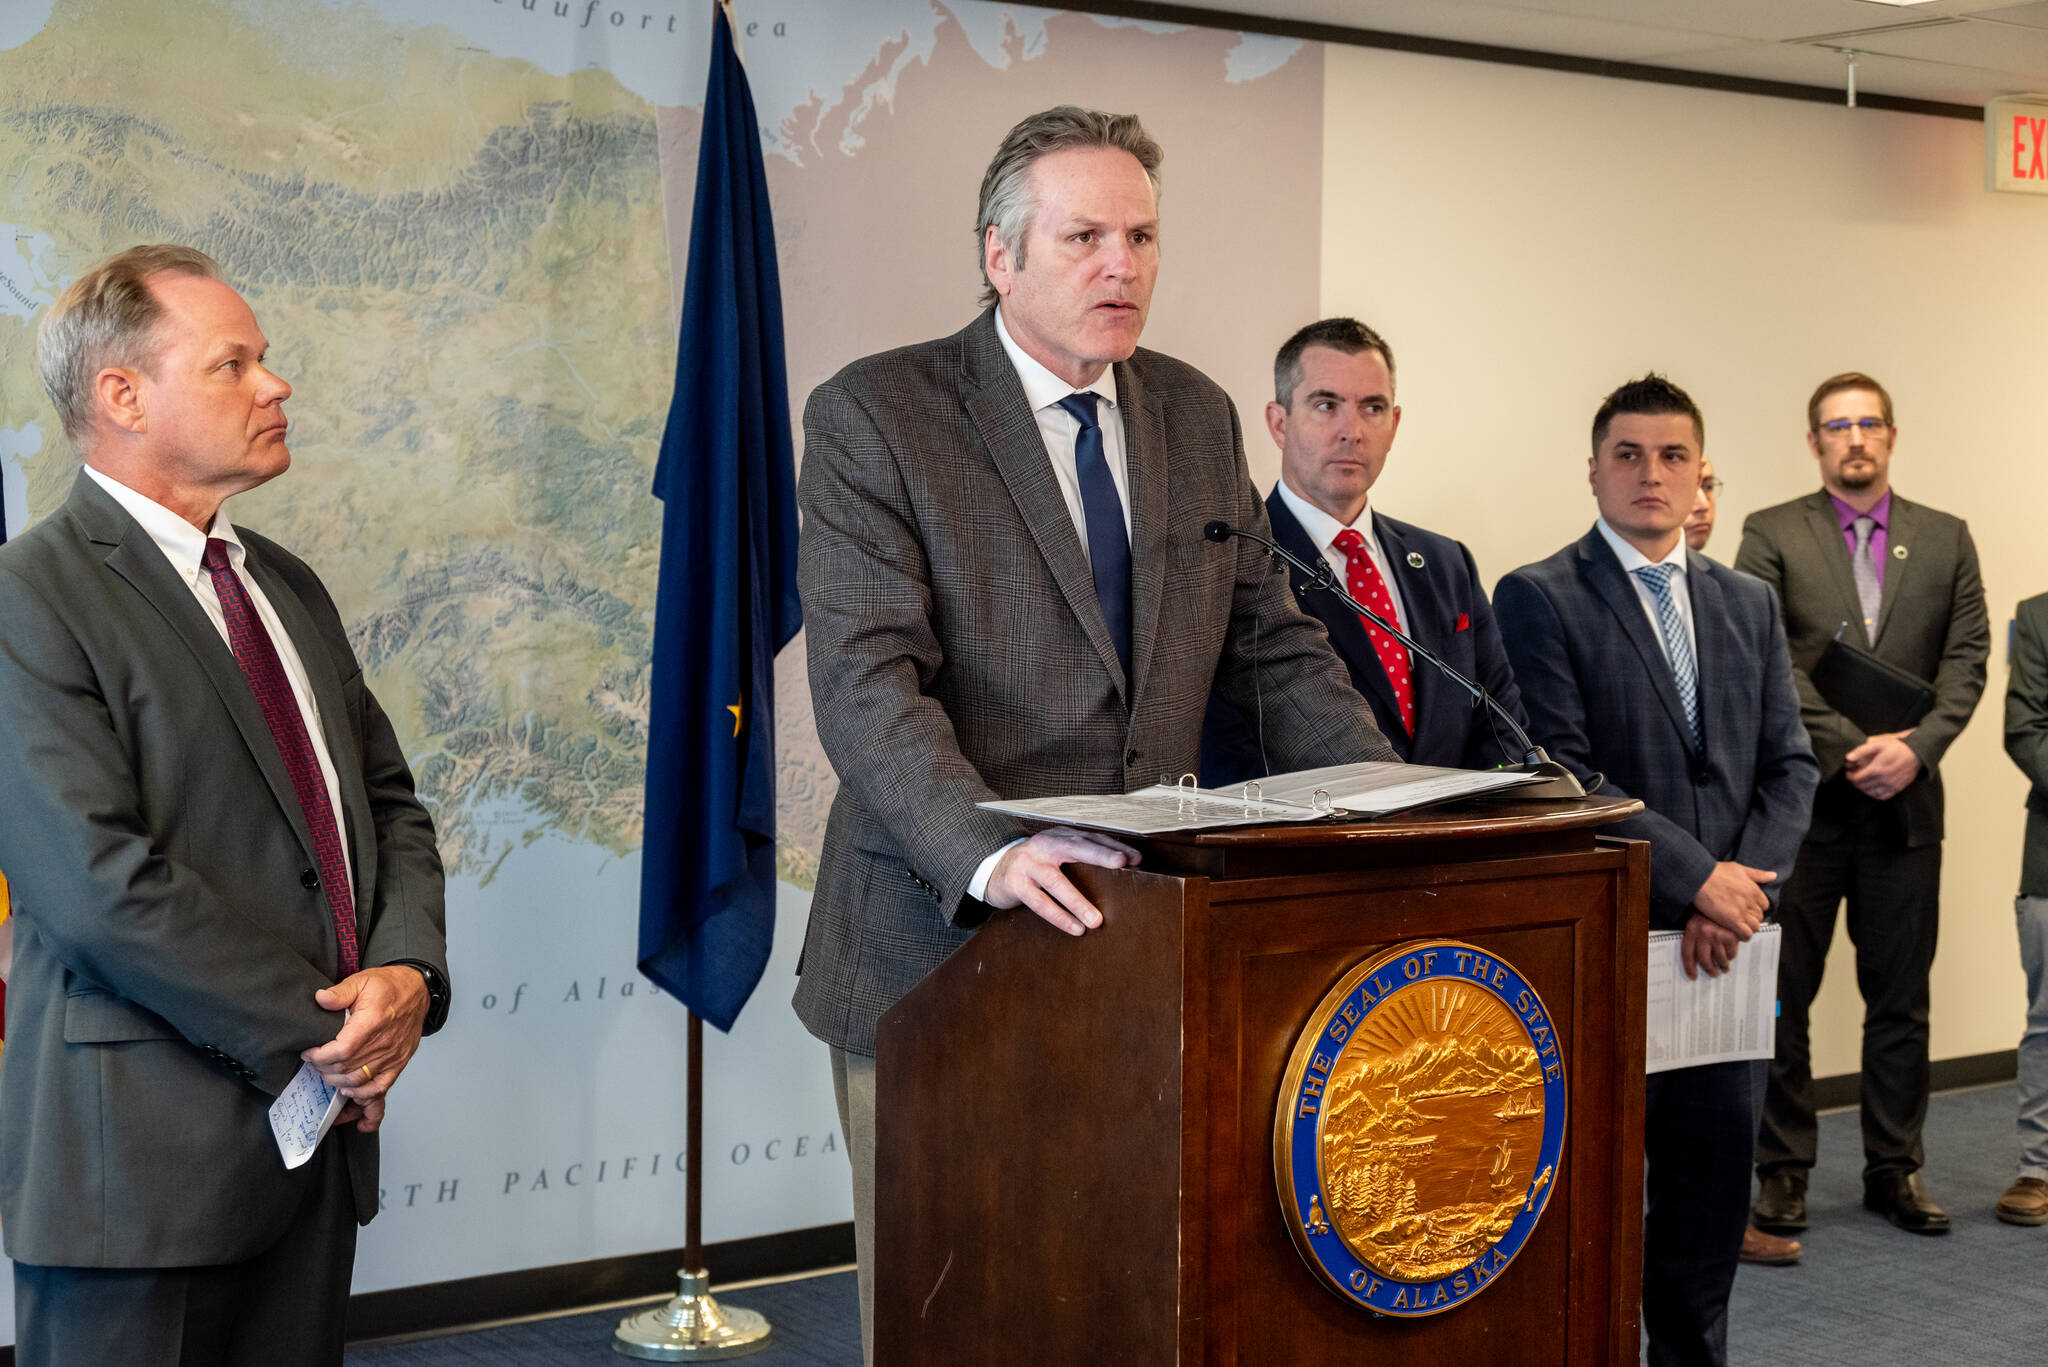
201, 538, 360, 977
1333, 528, 1415, 736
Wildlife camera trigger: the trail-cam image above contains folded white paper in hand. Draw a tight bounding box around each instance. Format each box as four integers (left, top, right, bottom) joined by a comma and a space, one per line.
269, 1060, 344, 1169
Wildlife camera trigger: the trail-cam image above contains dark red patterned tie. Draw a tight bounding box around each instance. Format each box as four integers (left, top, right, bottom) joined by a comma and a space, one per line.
201, 538, 359, 977
1333, 528, 1415, 736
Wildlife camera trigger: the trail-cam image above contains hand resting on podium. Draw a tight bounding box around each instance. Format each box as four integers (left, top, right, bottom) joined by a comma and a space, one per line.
985, 826, 1144, 936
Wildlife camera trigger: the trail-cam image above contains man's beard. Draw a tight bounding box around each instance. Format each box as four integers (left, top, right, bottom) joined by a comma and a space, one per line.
1836, 460, 1881, 490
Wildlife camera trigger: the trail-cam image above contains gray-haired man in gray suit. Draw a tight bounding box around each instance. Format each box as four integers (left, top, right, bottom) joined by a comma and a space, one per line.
0, 246, 448, 1366
795, 107, 1392, 1361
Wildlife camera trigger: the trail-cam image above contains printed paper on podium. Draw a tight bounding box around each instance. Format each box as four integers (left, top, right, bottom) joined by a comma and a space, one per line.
977, 762, 1541, 837
1645, 922, 1782, 1075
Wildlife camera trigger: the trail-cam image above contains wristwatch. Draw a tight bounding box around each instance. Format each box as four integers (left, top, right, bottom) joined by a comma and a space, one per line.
386, 958, 452, 1035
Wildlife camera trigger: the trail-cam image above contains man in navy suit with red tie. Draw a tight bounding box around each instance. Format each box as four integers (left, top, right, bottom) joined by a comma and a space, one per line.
1202, 317, 1525, 783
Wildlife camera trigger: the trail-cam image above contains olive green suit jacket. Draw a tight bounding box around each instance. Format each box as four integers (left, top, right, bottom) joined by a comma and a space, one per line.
1735, 489, 1988, 846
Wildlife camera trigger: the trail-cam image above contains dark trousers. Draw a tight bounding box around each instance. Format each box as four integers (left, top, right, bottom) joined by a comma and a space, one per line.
14, 1138, 358, 1367
1643, 1058, 1765, 1367
1756, 812, 1941, 1180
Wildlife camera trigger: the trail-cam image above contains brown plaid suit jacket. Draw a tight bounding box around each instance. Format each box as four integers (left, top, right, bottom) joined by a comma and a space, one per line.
792, 309, 1394, 1054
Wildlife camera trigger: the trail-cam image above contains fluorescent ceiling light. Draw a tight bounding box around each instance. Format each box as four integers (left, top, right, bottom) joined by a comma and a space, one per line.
1854, 1, 1941, 6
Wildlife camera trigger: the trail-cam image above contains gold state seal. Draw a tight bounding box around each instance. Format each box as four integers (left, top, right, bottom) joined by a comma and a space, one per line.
1274, 940, 1567, 1316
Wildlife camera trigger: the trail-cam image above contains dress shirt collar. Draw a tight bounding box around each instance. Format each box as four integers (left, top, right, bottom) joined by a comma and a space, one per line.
1831, 488, 1891, 531
1595, 516, 1687, 580
994, 306, 1118, 416
1275, 478, 1379, 561
82, 464, 246, 586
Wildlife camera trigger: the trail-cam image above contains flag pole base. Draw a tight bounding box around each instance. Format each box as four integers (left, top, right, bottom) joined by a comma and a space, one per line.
613, 1268, 772, 1361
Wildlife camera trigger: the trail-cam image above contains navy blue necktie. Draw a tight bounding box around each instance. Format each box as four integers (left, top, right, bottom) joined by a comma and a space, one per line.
1056, 392, 1131, 677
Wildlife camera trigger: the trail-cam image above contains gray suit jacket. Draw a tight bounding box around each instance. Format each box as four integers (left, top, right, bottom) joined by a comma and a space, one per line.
0, 472, 447, 1268
1495, 529, 1818, 930
1735, 489, 1988, 846
2008, 593, 2048, 898
794, 310, 1393, 1054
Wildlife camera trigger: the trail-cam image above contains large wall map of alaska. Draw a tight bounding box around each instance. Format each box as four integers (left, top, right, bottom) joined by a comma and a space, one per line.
0, 1, 676, 880
3, 0, 1322, 894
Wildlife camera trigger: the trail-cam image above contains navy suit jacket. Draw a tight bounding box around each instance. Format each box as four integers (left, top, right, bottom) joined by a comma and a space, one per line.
1201, 491, 1526, 783
1494, 528, 1818, 931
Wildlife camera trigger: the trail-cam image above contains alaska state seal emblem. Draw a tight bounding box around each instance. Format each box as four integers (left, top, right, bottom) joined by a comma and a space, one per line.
1274, 940, 1567, 1316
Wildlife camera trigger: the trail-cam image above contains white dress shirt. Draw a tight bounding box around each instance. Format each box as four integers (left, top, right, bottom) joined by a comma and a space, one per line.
1272, 480, 1410, 631
83, 464, 354, 888
993, 306, 1134, 552
1594, 516, 1695, 667
969, 310, 1138, 900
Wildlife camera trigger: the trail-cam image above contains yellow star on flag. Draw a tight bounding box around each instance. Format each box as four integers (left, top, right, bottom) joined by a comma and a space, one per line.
728, 702, 743, 737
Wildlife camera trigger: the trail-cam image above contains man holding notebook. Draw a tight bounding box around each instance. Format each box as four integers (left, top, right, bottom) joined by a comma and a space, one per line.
1738, 372, 1988, 1238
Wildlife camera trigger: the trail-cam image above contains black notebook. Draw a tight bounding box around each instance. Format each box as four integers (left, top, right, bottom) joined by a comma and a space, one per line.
1809, 630, 1935, 735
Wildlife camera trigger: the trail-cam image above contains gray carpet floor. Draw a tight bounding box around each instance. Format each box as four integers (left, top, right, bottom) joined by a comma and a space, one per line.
1728, 1081, 2044, 1365
351, 1083, 2044, 1365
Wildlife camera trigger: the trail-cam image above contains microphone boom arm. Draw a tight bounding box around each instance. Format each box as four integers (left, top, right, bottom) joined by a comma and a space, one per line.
1203, 519, 1589, 798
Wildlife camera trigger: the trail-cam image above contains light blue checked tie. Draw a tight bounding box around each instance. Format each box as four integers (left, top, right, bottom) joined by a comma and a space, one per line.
1633, 563, 1702, 751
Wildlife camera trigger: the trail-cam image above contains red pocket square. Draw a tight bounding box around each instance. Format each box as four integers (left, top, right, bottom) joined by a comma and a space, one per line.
1455, 613, 1471, 632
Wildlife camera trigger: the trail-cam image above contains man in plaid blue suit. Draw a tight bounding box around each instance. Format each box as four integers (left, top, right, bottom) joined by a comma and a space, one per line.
1495, 375, 1817, 1367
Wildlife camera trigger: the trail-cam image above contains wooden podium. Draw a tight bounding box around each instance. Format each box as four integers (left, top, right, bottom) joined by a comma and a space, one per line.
873, 796, 1649, 1366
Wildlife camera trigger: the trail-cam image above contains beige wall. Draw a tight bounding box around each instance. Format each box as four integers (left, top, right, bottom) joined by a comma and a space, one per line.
1311, 44, 2048, 1077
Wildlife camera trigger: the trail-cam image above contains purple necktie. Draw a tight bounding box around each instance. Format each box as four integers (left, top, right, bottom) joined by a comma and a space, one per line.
201, 538, 359, 977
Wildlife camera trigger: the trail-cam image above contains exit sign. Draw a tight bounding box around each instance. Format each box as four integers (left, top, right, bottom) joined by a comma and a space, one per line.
1988, 97, 2048, 194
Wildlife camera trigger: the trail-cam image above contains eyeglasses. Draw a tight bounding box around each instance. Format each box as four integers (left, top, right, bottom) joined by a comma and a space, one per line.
1817, 417, 1889, 436
1701, 477, 1726, 494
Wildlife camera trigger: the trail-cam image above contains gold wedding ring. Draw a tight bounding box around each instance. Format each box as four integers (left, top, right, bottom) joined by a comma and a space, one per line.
361, 1065, 373, 1081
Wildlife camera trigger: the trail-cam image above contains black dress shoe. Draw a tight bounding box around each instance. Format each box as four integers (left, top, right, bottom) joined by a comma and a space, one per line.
1754, 1170, 1808, 1233
1863, 1170, 1950, 1235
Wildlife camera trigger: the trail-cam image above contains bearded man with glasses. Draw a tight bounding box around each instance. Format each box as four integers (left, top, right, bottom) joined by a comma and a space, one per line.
1735, 372, 1989, 1242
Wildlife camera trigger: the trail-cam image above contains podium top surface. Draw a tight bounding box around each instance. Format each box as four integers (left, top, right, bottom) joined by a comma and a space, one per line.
1177, 794, 1642, 846
1136, 794, 1643, 880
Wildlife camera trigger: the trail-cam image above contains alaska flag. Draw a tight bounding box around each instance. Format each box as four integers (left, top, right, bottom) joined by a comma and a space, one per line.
637, 5, 801, 1033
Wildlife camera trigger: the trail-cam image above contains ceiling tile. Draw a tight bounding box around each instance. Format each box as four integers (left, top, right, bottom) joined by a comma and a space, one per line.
1161, 0, 2048, 103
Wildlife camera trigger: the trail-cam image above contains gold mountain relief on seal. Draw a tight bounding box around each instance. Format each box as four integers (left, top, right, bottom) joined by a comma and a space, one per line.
1319, 980, 1545, 1282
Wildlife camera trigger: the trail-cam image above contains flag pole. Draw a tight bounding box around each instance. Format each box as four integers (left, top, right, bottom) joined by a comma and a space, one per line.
613, 1011, 771, 1359
616, 0, 795, 1352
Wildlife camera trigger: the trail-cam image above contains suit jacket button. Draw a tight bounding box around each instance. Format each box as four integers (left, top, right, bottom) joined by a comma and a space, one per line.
301, 868, 320, 890
1126, 748, 1140, 765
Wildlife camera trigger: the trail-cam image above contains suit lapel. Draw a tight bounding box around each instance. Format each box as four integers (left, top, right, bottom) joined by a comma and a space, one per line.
1873, 495, 1915, 646
1268, 495, 1404, 738
1377, 514, 1444, 750
71, 476, 321, 870
1800, 492, 1867, 639
240, 543, 372, 907
961, 313, 1128, 700
1686, 550, 1729, 755
1117, 357, 1167, 708
1576, 529, 1695, 749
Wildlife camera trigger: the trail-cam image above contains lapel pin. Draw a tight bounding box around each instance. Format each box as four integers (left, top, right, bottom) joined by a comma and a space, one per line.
1892, 545, 1908, 560
1406, 551, 1425, 569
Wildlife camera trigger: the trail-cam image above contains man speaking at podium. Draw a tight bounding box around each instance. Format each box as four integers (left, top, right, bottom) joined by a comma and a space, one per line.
794, 107, 1392, 1361
0, 246, 448, 1365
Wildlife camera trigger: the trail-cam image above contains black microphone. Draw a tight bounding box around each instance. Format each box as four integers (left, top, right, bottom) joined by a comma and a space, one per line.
1206, 519, 1590, 799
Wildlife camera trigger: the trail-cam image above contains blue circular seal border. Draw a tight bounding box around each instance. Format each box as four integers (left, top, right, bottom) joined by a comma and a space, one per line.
1273, 940, 1568, 1317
